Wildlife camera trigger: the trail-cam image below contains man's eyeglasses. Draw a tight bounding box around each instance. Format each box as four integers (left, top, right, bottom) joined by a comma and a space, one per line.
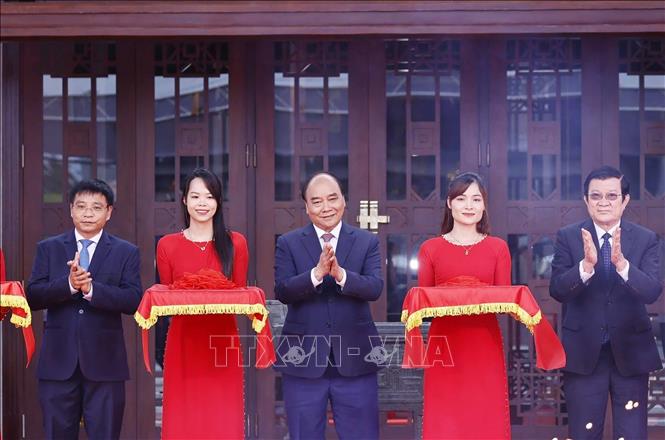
588, 192, 621, 202
73, 204, 107, 214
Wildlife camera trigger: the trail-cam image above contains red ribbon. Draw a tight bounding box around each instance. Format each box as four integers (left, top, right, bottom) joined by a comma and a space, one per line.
135, 284, 276, 373
401, 285, 566, 370
1, 281, 35, 367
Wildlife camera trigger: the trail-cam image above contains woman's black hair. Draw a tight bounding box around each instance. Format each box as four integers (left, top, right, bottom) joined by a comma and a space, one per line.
182, 168, 234, 277
440, 172, 491, 235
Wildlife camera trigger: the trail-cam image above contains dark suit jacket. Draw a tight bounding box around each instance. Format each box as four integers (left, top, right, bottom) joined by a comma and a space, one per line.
550, 219, 663, 376
27, 230, 143, 382
274, 222, 384, 378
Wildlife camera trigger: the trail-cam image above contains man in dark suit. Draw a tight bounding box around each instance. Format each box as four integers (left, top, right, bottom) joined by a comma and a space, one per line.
274, 172, 384, 440
27, 179, 142, 439
550, 166, 663, 440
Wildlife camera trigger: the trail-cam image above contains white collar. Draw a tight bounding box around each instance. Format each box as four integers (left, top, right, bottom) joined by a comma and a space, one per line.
313, 221, 343, 241
592, 222, 619, 241
74, 229, 103, 244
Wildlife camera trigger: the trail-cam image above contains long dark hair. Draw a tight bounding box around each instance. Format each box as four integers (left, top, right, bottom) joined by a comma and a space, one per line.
440, 172, 491, 235
182, 168, 234, 277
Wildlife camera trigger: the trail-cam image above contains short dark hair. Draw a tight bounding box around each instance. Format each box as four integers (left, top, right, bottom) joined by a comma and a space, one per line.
583, 166, 630, 199
441, 172, 490, 235
300, 172, 344, 201
68, 179, 115, 206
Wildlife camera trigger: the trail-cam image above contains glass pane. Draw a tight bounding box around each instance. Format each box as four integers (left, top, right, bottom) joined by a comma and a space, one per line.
560, 70, 582, 200
179, 77, 205, 123
410, 236, 429, 282
531, 73, 556, 122
508, 234, 529, 285
299, 76, 324, 123
411, 155, 436, 200
67, 78, 91, 122
68, 156, 92, 189
644, 75, 665, 122
386, 72, 407, 200
440, 71, 461, 199
411, 75, 436, 122
96, 75, 117, 196
507, 71, 528, 200
386, 234, 408, 322
300, 156, 324, 192
155, 76, 176, 202
328, 73, 349, 196
532, 154, 557, 199
275, 73, 295, 201
532, 236, 554, 279
618, 73, 641, 200
209, 74, 230, 201
645, 154, 665, 197
180, 156, 205, 191
43, 75, 64, 203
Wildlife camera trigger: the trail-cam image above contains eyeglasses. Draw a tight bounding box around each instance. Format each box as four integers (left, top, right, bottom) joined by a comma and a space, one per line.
588, 192, 621, 202
73, 204, 107, 214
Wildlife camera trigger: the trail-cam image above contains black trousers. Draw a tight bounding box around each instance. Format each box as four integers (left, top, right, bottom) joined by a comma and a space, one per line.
38, 365, 125, 440
564, 344, 649, 440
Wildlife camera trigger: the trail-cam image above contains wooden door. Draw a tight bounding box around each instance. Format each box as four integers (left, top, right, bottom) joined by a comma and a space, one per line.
253, 37, 481, 439
134, 39, 251, 438
20, 40, 143, 439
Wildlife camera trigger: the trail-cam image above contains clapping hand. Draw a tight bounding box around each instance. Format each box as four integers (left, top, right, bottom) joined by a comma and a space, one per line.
314, 243, 334, 281
611, 227, 627, 272
67, 251, 92, 294
581, 229, 597, 274
329, 255, 345, 283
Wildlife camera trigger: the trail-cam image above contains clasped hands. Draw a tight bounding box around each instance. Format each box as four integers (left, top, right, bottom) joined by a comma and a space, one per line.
67, 251, 92, 294
581, 227, 627, 274
313, 243, 345, 283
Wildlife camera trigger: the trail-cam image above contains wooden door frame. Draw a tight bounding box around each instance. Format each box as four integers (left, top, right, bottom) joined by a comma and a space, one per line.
2, 1, 664, 38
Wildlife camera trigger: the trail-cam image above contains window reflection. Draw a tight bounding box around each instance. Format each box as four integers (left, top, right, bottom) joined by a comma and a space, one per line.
274, 73, 295, 201
209, 74, 230, 201
68, 156, 93, 188
507, 71, 528, 200
619, 72, 641, 200
43, 75, 64, 203
532, 236, 554, 280
67, 78, 92, 122
508, 234, 529, 285
155, 76, 176, 201
386, 72, 407, 200
96, 75, 117, 196
299, 77, 325, 123
645, 154, 665, 198
387, 235, 408, 322
411, 76, 436, 122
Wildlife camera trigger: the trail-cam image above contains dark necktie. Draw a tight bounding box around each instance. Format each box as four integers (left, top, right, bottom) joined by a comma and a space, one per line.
321, 233, 334, 244
600, 232, 611, 344
79, 239, 93, 270
600, 232, 612, 281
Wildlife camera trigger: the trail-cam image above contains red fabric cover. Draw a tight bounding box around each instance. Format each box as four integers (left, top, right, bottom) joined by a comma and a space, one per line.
0, 281, 35, 367
136, 284, 276, 372
401, 285, 566, 370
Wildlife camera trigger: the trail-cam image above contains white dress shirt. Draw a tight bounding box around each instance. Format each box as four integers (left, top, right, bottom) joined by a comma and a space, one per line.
579, 222, 630, 283
68, 229, 103, 300
310, 221, 347, 288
